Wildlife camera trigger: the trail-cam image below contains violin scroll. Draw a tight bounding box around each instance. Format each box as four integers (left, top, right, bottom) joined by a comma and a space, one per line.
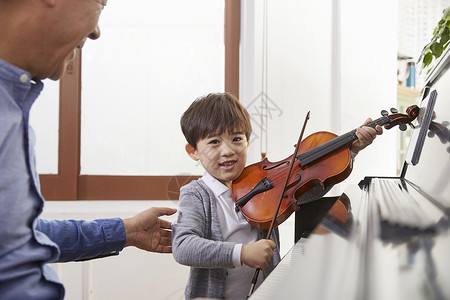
383, 105, 419, 130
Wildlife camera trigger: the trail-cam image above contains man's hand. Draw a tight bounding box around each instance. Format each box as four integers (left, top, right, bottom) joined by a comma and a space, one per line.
351, 118, 383, 154
123, 207, 177, 253
241, 239, 276, 270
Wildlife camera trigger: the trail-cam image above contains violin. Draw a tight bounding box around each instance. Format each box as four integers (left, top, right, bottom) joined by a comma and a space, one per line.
232, 105, 419, 230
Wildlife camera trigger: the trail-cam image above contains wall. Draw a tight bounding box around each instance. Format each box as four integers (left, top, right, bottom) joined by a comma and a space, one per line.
42, 200, 294, 300
42, 201, 186, 300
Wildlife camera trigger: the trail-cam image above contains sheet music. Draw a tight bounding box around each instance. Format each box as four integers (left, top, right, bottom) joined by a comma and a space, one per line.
406, 89, 437, 166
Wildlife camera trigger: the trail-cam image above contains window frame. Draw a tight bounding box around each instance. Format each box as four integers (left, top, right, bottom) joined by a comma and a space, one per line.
39, 0, 240, 200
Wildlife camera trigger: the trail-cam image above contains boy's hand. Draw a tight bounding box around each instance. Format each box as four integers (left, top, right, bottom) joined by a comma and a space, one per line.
351, 118, 383, 154
241, 239, 276, 270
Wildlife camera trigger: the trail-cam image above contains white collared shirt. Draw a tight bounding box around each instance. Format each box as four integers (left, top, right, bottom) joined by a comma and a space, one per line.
201, 172, 263, 299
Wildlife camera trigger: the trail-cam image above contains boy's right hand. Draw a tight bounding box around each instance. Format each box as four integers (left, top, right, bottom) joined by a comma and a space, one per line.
241, 239, 276, 270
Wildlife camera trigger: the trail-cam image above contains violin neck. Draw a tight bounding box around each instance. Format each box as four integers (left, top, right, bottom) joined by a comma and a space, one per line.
297, 116, 389, 166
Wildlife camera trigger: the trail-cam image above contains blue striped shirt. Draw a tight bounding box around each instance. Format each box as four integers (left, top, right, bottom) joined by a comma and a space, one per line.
0, 58, 126, 299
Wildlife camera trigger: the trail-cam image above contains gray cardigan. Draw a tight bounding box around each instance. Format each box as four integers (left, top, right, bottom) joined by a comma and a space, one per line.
172, 179, 281, 300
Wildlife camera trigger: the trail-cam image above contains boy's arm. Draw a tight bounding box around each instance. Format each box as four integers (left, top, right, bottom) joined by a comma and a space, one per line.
172, 189, 235, 268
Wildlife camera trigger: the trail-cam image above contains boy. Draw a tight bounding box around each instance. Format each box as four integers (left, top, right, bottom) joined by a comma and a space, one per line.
172, 92, 381, 300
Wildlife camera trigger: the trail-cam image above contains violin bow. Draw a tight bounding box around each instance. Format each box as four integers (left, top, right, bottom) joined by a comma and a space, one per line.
248, 111, 311, 297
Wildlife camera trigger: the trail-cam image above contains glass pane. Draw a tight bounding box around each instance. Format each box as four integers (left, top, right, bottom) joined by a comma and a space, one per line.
29, 79, 60, 174
81, 0, 225, 175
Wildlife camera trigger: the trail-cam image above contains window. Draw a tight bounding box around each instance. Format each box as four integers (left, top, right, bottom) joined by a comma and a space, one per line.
34, 0, 240, 200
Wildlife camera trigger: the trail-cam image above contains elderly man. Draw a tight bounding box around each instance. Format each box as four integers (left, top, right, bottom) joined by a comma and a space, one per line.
0, 1, 176, 299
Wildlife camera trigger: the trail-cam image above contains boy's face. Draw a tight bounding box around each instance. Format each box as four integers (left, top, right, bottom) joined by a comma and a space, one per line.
186, 131, 249, 189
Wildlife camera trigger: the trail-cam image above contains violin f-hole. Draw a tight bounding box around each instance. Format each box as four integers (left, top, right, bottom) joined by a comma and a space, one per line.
263, 160, 289, 171
284, 174, 301, 192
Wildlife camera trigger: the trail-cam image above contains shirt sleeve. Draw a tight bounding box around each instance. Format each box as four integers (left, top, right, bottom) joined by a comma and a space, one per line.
36, 218, 126, 262
232, 244, 243, 267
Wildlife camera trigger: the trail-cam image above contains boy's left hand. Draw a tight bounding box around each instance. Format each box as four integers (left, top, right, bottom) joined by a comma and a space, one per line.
351, 118, 383, 154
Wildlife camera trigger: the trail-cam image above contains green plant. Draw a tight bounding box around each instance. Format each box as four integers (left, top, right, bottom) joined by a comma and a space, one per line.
418, 6, 450, 73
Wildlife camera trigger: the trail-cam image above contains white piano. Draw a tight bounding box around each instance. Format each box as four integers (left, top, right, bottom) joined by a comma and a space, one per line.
250, 48, 450, 300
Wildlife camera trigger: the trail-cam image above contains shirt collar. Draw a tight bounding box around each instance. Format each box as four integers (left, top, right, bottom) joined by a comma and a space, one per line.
0, 58, 44, 105
0, 57, 31, 82
201, 172, 230, 199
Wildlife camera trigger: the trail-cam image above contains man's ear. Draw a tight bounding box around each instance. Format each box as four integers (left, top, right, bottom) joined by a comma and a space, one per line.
185, 144, 199, 161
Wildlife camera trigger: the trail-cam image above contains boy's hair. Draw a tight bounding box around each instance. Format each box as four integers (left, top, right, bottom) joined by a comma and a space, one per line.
180, 92, 252, 148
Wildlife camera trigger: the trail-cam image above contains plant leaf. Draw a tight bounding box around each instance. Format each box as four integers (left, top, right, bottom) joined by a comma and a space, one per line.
423, 52, 433, 68
440, 26, 450, 44
431, 42, 444, 57
444, 7, 450, 21
418, 5, 450, 72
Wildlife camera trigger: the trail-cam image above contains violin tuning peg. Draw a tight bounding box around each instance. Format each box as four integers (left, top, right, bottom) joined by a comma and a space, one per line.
399, 123, 407, 131
381, 110, 388, 116
390, 108, 398, 113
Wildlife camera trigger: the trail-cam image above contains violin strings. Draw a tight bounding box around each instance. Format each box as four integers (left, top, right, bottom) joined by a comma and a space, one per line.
298, 116, 389, 166
249, 116, 390, 202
